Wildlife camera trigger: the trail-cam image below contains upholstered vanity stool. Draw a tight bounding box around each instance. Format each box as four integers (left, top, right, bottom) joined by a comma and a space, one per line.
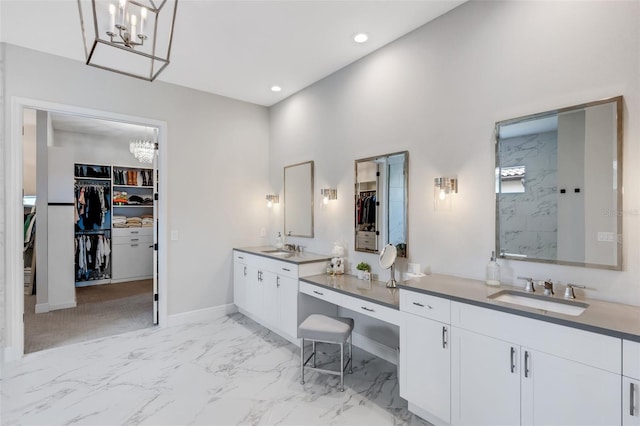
299, 314, 354, 392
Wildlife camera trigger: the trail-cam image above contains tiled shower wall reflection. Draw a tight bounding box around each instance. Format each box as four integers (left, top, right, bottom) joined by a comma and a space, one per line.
499, 131, 557, 260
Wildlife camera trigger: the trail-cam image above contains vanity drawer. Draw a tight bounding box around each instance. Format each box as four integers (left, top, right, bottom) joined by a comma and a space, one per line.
400, 289, 450, 323
300, 282, 342, 305
234, 251, 255, 264
340, 293, 401, 326
261, 257, 299, 278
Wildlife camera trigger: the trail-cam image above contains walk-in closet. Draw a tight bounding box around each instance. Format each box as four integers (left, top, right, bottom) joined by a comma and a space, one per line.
22, 108, 159, 354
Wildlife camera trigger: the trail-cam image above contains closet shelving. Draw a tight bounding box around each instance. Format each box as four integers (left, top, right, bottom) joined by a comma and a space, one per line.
111, 166, 155, 283
74, 164, 112, 287
356, 180, 378, 252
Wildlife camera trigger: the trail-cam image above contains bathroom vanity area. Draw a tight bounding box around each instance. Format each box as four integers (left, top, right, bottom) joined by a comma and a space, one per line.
233, 246, 640, 426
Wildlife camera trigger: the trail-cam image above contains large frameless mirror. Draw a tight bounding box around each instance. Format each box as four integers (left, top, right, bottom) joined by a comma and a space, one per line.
284, 161, 314, 237
355, 151, 408, 257
495, 96, 623, 270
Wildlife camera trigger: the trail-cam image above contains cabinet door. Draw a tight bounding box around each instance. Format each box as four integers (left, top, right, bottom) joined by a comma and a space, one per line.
402, 313, 450, 424
624, 377, 640, 426
278, 275, 299, 339
262, 270, 279, 329
244, 265, 263, 320
112, 242, 153, 280
233, 261, 248, 311
451, 327, 520, 426
521, 348, 620, 426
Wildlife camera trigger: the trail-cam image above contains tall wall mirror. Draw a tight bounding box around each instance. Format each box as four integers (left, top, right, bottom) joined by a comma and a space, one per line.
355, 151, 408, 257
495, 96, 623, 270
284, 161, 314, 237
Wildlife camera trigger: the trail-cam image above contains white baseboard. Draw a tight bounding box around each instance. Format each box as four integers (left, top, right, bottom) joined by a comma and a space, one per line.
167, 303, 238, 327
49, 301, 77, 311
352, 331, 398, 366
34, 303, 50, 314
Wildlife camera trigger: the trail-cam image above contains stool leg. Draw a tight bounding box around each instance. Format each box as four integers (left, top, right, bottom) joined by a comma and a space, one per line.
348, 334, 353, 374
312, 340, 316, 367
300, 338, 305, 385
340, 342, 345, 392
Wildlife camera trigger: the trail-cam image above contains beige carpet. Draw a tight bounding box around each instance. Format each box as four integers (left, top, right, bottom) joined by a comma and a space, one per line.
24, 280, 155, 354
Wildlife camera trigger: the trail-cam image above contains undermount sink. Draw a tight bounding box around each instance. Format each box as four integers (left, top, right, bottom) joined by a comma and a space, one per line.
488, 290, 588, 316
261, 249, 292, 256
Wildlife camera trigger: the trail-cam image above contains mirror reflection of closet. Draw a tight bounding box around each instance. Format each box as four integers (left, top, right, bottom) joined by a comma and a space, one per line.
355, 151, 408, 257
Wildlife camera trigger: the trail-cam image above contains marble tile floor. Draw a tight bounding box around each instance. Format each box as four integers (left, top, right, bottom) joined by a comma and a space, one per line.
1, 313, 431, 426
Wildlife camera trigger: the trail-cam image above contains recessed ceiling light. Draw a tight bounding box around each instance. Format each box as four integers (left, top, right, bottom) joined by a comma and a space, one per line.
353, 33, 368, 43
271, 85, 282, 92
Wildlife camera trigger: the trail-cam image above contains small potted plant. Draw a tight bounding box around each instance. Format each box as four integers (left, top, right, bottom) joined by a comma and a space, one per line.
356, 262, 371, 279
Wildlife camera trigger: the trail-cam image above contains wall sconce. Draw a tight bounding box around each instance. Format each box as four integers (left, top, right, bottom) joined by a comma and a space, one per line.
321, 188, 337, 205
434, 177, 457, 211
266, 194, 279, 208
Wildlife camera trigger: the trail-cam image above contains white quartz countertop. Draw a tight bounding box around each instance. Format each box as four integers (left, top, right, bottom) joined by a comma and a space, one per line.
399, 274, 640, 342
234, 246, 331, 265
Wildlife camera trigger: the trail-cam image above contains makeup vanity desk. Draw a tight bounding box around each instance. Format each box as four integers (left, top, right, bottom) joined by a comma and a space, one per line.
299, 274, 402, 326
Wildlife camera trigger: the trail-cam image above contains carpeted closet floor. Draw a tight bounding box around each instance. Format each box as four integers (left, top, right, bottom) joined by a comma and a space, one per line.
24, 279, 154, 354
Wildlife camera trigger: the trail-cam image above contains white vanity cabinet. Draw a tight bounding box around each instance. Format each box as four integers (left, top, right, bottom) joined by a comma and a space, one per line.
450, 301, 621, 426
624, 340, 640, 425
399, 290, 452, 426
233, 250, 326, 345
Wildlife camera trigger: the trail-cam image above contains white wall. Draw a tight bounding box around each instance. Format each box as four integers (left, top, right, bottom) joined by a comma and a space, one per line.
269, 1, 640, 306
1, 42, 270, 339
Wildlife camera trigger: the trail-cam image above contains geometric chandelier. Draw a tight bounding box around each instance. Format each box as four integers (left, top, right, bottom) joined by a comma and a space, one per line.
77, 0, 178, 81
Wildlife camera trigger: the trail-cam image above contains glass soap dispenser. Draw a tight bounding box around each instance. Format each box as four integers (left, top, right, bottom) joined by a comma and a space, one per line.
486, 251, 501, 286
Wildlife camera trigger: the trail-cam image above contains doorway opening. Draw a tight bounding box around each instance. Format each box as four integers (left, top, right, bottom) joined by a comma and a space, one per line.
6, 98, 167, 359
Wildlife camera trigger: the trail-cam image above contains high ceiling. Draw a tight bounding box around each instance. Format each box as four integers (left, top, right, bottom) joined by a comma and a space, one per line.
1, 0, 465, 106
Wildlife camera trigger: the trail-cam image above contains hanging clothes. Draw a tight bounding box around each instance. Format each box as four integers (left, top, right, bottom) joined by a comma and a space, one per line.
74, 182, 111, 231
75, 233, 111, 282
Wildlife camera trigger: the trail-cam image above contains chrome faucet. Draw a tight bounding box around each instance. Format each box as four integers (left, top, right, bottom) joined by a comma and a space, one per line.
539, 279, 554, 296
517, 276, 535, 293
564, 283, 586, 299
283, 243, 296, 252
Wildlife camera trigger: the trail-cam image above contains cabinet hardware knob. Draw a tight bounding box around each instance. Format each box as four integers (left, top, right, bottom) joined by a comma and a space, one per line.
361, 306, 374, 312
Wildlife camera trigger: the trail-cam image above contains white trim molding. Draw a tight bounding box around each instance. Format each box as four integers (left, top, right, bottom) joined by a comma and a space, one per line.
167, 304, 238, 327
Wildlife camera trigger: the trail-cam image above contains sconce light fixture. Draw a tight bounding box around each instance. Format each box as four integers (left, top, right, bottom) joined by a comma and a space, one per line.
266, 194, 279, 208
434, 177, 457, 211
321, 188, 337, 205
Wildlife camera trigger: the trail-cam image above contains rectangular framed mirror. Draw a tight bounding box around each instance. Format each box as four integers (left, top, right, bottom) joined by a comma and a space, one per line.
284, 160, 314, 237
355, 151, 408, 257
495, 96, 623, 270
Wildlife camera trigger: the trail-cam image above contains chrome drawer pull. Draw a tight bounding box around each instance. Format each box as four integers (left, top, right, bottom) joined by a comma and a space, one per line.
131, 231, 139, 234
361, 306, 375, 312
412, 302, 424, 307
131, 238, 139, 241
313, 290, 324, 296
632, 382, 636, 416
282, 268, 291, 272
238, 256, 244, 260
442, 326, 448, 349
130, 244, 139, 247
524, 351, 530, 378
510, 347, 516, 373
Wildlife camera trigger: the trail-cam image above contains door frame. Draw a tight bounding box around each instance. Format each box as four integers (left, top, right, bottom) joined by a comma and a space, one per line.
4, 96, 169, 361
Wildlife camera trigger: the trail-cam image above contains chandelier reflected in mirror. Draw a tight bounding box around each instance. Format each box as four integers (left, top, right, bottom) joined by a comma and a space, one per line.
78, 0, 178, 81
